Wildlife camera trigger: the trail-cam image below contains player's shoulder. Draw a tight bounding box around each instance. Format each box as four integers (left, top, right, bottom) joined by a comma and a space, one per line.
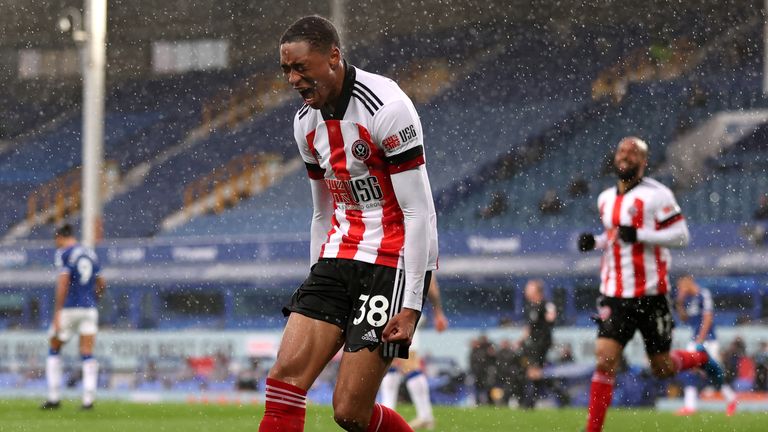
597, 185, 616, 202
639, 177, 674, 194
353, 66, 408, 107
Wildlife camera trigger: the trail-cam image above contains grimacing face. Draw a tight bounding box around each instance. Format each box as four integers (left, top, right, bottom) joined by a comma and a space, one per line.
280, 41, 341, 110
613, 139, 647, 181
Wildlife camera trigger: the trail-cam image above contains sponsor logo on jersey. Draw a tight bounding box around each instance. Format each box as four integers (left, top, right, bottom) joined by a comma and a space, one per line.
382, 134, 400, 150
361, 329, 379, 343
398, 124, 417, 144
352, 140, 371, 161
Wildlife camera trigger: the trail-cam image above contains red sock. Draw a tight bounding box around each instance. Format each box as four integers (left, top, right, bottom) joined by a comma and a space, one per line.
258, 378, 307, 432
366, 403, 412, 432
670, 350, 708, 372
585, 371, 614, 432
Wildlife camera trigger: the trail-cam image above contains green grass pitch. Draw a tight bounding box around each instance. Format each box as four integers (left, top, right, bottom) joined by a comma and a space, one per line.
1, 399, 765, 431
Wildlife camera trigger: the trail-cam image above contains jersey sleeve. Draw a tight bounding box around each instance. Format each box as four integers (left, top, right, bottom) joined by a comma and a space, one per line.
294, 112, 325, 180
654, 187, 684, 228
701, 289, 714, 313
372, 99, 425, 174
54, 249, 69, 274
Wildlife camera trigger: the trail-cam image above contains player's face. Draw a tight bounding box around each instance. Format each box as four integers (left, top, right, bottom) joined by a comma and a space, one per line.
613, 139, 647, 181
280, 41, 341, 110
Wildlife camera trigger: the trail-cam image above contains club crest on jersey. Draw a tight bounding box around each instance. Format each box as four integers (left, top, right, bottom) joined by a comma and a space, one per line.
352, 140, 371, 161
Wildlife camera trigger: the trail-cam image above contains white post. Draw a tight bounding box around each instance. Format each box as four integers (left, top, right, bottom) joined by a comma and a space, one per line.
81, 0, 107, 248
764, 0, 768, 95
331, 0, 347, 47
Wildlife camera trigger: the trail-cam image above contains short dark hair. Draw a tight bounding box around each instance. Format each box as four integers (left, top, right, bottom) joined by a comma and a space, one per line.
54, 223, 74, 238
280, 16, 340, 52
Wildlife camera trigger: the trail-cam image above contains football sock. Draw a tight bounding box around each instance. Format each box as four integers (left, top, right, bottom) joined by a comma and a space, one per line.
258, 378, 307, 432
405, 371, 433, 421
46, 354, 62, 403
722, 384, 737, 403
380, 369, 402, 409
82, 356, 99, 406
366, 403, 412, 432
585, 370, 614, 432
683, 386, 697, 410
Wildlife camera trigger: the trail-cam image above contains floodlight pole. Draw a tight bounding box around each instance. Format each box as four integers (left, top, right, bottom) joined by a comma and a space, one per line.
80, 0, 107, 248
331, 0, 347, 47
764, 0, 768, 95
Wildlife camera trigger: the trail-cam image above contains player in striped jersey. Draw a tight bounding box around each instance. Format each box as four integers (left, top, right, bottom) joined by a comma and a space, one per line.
675, 275, 738, 416
259, 16, 438, 432
578, 137, 725, 432
40, 224, 105, 410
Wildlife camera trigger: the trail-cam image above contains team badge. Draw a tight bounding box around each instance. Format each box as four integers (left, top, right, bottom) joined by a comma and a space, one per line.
352, 140, 371, 161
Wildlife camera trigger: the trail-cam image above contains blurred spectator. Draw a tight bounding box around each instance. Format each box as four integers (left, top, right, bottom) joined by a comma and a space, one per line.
722, 337, 749, 387
754, 194, 768, 220
754, 341, 768, 391
539, 189, 564, 215
556, 343, 575, 364
236, 357, 267, 391
477, 191, 508, 219
568, 177, 589, 198
495, 339, 524, 407
469, 335, 496, 405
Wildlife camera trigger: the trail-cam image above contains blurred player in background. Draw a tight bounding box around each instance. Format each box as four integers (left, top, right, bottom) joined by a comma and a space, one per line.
577, 137, 724, 432
380, 277, 448, 430
260, 15, 438, 432
675, 275, 738, 416
41, 224, 105, 410
517, 279, 556, 409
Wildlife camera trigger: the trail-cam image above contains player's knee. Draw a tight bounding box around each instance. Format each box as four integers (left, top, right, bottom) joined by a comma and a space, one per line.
332, 403, 368, 432
650, 361, 675, 378
594, 351, 619, 374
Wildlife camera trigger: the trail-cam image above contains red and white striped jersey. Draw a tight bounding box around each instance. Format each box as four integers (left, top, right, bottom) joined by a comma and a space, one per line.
293, 63, 438, 270
596, 177, 686, 298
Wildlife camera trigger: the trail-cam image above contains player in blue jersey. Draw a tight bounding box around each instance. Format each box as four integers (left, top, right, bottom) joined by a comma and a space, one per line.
675, 275, 738, 416
41, 224, 106, 410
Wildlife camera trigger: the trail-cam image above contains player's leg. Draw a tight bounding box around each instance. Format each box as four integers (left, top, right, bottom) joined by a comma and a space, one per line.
42, 310, 73, 409
585, 296, 636, 432
259, 259, 351, 431
642, 297, 722, 384
79, 308, 99, 409
704, 340, 738, 415
333, 347, 411, 432
400, 352, 434, 429
677, 342, 699, 415
42, 336, 64, 409
259, 313, 344, 432
379, 359, 403, 409
586, 337, 624, 432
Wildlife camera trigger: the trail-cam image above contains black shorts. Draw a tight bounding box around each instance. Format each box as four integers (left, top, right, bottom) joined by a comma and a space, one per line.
596, 295, 674, 356
282, 258, 432, 359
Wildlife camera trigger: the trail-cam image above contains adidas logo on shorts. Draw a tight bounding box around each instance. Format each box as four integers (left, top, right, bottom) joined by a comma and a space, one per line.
361, 329, 379, 343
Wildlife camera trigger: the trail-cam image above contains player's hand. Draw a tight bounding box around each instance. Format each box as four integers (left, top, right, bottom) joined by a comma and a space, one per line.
382, 308, 419, 344
433, 311, 449, 333
618, 225, 638, 243
578, 233, 596, 252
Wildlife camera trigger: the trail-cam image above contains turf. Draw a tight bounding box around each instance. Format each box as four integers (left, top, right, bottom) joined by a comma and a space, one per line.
0, 399, 765, 431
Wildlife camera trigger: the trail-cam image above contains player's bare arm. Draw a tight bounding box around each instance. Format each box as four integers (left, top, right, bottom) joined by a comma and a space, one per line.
53, 272, 69, 333
427, 278, 448, 332
95, 275, 106, 300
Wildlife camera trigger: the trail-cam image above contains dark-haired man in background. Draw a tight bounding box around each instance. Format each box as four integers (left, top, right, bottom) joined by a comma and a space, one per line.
41, 224, 105, 410
259, 15, 438, 432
